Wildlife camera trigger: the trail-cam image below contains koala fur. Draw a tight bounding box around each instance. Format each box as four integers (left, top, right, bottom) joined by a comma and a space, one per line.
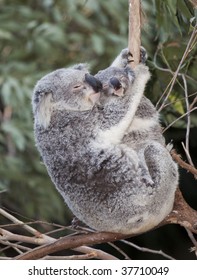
32, 49, 178, 235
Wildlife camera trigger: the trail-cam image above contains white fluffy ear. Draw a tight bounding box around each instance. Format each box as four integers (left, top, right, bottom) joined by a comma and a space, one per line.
35, 93, 53, 129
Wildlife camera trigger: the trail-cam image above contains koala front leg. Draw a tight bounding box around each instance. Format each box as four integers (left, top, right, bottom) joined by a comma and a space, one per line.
125, 64, 151, 123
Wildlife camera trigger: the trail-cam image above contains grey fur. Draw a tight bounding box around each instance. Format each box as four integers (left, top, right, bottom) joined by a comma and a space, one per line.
32, 49, 178, 234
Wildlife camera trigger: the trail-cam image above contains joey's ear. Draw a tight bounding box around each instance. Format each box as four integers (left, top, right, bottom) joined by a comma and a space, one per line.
33, 90, 53, 129
72, 63, 89, 71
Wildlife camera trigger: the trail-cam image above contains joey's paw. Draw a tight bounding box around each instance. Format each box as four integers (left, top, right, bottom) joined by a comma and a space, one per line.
140, 46, 148, 64
118, 46, 147, 68
121, 46, 147, 65
119, 48, 132, 67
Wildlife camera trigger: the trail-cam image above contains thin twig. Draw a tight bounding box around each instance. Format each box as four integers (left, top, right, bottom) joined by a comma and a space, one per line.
121, 240, 175, 260
182, 75, 191, 160
184, 227, 197, 257
181, 143, 197, 179
0, 240, 30, 252
158, 24, 197, 112
108, 242, 131, 259
190, 95, 197, 109
162, 107, 197, 133
72, 246, 119, 260
42, 253, 96, 260
162, 92, 197, 110
170, 149, 197, 176
0, 208, 118, 260
0, 228, 51, 245
153, 47, 197, 85
0, 208, 53, 242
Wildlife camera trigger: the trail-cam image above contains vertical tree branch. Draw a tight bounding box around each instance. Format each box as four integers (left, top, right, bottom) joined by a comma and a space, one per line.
128, 0, 141, 68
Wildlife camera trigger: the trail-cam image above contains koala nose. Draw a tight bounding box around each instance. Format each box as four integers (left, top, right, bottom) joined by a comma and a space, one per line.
109, 77, 122, 90
102, 77, 124, 97
85, 73, 103, 93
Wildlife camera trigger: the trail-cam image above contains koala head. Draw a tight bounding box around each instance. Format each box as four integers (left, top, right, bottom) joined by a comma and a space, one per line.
32, 64, 102, 128
95, 66, 135, 105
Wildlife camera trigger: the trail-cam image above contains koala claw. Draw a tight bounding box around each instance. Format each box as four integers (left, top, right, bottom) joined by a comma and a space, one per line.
140, 46, 148, 64
121, 46, 147, 65
141, 175, 155, 188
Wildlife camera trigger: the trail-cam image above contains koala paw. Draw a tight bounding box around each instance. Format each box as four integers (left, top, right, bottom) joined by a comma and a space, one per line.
119, 48, 131, 67
141, 175, 155, 188
121, 46, 147, 64
112, 47, 147, 68
140, 46, 148, 64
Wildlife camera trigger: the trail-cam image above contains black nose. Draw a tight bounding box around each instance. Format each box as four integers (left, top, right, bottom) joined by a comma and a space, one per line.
109, 77, 122, 90
85, 73, 103, 93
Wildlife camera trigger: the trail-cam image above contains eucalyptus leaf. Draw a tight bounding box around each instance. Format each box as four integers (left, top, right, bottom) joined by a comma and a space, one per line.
2, 122, 26, 151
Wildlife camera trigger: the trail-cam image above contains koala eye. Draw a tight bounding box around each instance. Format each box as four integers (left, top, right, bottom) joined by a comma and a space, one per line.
73, 84, 84, 90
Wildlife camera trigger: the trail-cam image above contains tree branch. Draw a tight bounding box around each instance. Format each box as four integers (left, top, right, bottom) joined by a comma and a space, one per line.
170, 149, 197, 176
158, 188, 197, 232
128, 0, 141, 67
121, 240, 175, 260
0, 208, 54, 242
15, 231, 128, 260
15, 187, 197, 260
0, 209, 118, 260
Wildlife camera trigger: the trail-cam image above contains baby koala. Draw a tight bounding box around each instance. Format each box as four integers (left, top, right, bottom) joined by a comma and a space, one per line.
95, 48, 164, 147
95, 48, 168, 187
32, 48, 178, 235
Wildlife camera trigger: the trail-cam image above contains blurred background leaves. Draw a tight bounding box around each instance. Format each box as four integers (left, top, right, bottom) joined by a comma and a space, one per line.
0, 0, 196, 259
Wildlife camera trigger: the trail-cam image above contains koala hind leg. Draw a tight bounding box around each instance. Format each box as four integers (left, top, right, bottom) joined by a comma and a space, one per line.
138, 150, 155, 187
143, 142, 178, 187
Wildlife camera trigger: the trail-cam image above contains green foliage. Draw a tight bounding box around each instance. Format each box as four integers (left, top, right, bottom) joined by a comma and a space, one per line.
0, 0, 196, 223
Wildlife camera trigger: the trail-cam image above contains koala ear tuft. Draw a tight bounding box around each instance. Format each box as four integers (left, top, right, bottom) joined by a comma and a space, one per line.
72, 63, 89, 71
33, 91, 53, 129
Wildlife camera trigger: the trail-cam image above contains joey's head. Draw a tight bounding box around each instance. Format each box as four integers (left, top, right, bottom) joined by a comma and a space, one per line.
95, 66, 135, 105
32, 64, 102, 129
